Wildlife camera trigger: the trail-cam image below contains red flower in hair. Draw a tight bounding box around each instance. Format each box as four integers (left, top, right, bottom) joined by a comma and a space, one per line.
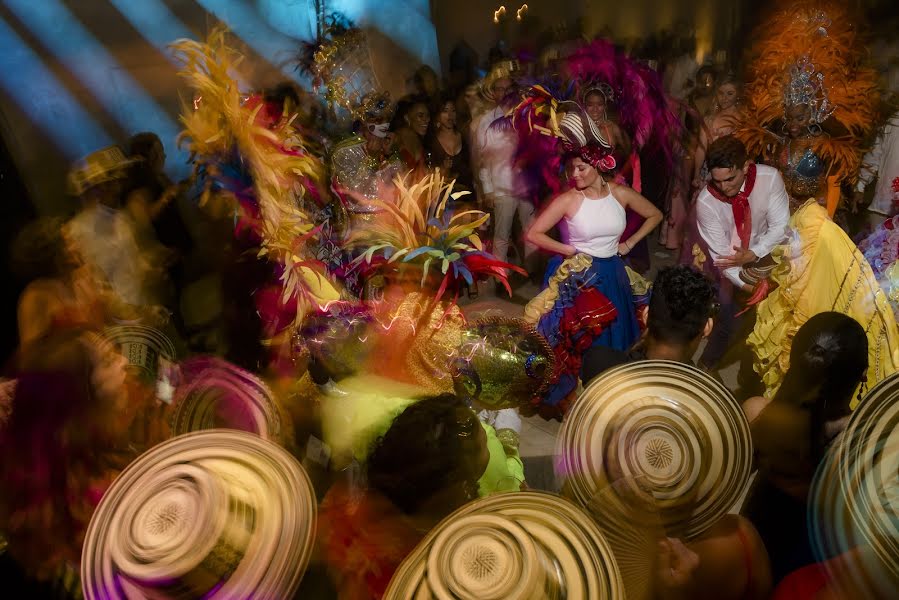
579, 144, 617, 172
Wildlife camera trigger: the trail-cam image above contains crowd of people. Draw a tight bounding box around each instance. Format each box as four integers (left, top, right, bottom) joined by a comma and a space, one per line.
1, 1, 898, 599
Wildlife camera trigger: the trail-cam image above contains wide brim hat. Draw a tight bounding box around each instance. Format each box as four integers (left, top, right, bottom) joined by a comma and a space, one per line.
556, 361, 753, 541
81, 430, 317, 599
807, 372, 899, 595
385, 491, 625, 599
453, 317, 555, 412
170, 357, 286, 444
479, 60, 519, 103
67, 145, 139, 196
103, 324, 177, 383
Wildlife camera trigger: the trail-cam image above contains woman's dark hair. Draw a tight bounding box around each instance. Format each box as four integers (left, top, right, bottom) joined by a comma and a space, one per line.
430, 92, 457, 123
706, 135, 748, 170
367, 394, 485, 515
648, 266, 717, 345
127, 131, 161, 160
716, 72, 741, 93
774, 312, 868, 460
390, 94, 430, 131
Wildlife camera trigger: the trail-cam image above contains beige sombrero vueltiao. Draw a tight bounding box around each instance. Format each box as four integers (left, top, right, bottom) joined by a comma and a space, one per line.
81, 430, 316, 599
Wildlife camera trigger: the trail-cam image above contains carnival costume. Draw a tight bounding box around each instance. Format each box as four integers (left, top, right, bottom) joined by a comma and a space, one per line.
858, 185, 899, 319
565, 40, 683, 194
568, 41, 684, 267
172, 30, 341, 355
737, 1, 880, 216
749, 201, 899, 405
504, 95, 645, 417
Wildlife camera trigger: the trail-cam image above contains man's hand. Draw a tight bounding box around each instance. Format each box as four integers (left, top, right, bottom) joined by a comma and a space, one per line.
714, 246, 757, 269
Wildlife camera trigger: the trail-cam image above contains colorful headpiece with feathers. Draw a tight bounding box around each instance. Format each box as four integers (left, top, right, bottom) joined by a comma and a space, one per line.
737, 0, 880, 183
172, 29, 341, 334
503, 86, 617, 174
347, 171, 525, 302
565, 40, 683, 171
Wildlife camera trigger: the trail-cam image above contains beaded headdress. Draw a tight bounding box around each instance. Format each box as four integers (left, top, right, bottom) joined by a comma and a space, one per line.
581, 81, 616, 105
784, 56, 835, 125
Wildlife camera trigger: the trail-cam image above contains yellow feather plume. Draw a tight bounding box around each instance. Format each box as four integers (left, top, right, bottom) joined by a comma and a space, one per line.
171, 29, 340, 325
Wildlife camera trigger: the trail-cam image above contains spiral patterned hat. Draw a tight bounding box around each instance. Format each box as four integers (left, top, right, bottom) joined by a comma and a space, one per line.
81, 430, 317, 599
808, 372, 899, 593
170, 357, 285, 444
556, 361, 753, 540
385, 492, 624, 599
103, 324, 176, 382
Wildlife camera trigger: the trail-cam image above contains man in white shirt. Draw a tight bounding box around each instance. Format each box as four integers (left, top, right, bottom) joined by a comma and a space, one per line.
854, 111, 899, 218
470, 66, 535, 270
696, 136, 790, 291
694, 136, 790, 389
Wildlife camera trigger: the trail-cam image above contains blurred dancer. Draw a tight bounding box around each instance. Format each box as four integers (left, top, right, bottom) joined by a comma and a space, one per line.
65, 146, 157, 319
471, 63, 535, 271
0, 329, 133, 594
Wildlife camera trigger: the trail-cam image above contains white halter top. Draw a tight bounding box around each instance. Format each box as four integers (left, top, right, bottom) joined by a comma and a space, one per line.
565, 190, 626, 258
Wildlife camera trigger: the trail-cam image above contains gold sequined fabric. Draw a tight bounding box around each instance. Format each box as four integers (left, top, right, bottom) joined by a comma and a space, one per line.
368, 292, 465, 395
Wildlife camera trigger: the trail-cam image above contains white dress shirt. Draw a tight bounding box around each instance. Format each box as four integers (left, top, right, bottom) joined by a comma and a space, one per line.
696, 164, 790, 287
857, 112, 899, 216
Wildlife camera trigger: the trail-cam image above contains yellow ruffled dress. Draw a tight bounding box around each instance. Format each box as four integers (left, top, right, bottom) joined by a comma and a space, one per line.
749, 201, 899, 408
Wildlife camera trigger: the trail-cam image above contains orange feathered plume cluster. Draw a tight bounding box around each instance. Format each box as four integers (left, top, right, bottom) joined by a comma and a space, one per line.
738, 0, 880, 183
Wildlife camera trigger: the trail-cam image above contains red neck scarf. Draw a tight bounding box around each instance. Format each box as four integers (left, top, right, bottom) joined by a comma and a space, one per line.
707, 163, 757, 249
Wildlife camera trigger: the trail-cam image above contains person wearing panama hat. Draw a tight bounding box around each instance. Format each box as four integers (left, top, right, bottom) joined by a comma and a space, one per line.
470, 60, 537, 275
66, 145, 138, 198
65, 146, 155, 315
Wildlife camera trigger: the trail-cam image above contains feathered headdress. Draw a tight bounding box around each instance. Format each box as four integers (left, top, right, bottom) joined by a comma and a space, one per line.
347, 171, 525, 302
565, 40, 684, 171
501, 85, 617, 183
172, 29, 340, 332
296, 13, 381, 122
737, 1, 880, 183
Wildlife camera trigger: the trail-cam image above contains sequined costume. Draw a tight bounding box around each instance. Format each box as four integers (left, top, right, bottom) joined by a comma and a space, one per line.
331, 136, 402, 224
737, 1, 879, 217
776, 140, 831, 210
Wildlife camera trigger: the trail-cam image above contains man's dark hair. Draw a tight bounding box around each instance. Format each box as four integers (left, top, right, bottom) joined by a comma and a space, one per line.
648, 266, 717, 345
706, 135, 748, 171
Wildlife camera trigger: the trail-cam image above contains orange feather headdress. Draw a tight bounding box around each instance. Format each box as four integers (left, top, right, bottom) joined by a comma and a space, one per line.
737, 1, 880, 183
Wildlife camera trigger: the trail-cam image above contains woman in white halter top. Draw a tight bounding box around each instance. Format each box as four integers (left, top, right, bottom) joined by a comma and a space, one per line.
524, 152, 662, 417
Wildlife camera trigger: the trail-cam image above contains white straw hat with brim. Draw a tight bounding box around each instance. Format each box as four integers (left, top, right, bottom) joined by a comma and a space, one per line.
67, 146, 140, 196
170, 357, 286, 444
807, 372, 899, 594
556, 360, 753, 541
81, 430, 316, 599
103, 324, 177, 382
385, 491, 624, 600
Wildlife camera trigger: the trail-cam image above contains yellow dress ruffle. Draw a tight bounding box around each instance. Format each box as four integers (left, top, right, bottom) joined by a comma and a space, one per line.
523, 254, 593, 325
748, 201, 899, 408
524, 255, 651, 328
